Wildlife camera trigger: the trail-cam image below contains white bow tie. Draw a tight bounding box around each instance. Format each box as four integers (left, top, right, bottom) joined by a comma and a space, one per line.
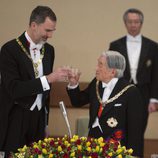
129, 39, 140, 43
128, 37, 141, 43
30, 43, 43, 51
102, 82, 107, 88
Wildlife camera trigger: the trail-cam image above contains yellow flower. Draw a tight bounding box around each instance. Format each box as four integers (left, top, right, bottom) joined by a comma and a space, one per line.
18, 145, 27, 152
38, 155, 43, 158
73, 135, 79, 141
117, 154, 123, 158
128, 148, 133, 154
108, 152, 113, 157
33, 144, 39, 149
15, 153, 24, 157
70, 138, 75, 143
70, 152, 75, 157
62, 137, 66, 141
94, 138, 98, 143
86, 141, 91, 147
95, 146, 100, 152
48, 138, 52, 141
81, 136, 87, 141
67, 143, 71, 147
57, 146, 62, 152
77, 145, 82, 151
98, 137, 103, 143
116, 148, 123, 154
44, 138, 48, 143
118, 144, 121, 148
64, 140, 68, 145
99, 147, 103, 153
42, 148, 47, 154
49, 154, 53, 158
100, 142, 105, 147
42, 142, 46, 147
38, 140, 42, 144
122, 146, 126, 150
86, 146, 92, 152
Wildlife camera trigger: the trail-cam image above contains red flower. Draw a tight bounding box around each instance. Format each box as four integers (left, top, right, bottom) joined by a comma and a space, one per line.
50, 140, 54, 146
114, 130, 123, 140
76, 139, 81, 145
63, 153, 69, 158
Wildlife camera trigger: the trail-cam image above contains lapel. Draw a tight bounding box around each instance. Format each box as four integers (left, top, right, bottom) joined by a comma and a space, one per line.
137, 36, 148, 75
98, 81, 105, 98
18, 33, 51, 78
100, 78, 126, 118
120, 37, 131, 77
18, 33, 35, 78
96, 81, 104, 115
42, 46, 51, 75
92, 80, 104, 118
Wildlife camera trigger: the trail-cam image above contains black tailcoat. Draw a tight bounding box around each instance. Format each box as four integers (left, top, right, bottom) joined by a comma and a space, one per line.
109, 36, 158, 131
0, 33, 54, 152
67, 78, 144, 157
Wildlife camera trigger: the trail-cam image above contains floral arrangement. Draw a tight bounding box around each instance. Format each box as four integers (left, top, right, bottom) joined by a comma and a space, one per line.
11, 135, 134, 158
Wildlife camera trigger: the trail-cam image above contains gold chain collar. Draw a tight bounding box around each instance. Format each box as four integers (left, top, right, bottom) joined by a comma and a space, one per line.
96, 80, 134, 107
16, 38, 45, 78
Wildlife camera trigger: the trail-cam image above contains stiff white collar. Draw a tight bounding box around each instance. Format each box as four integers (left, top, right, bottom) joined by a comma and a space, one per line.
102, 78, 118, 89
25, 31, 43, 50
127, 34, 142, 43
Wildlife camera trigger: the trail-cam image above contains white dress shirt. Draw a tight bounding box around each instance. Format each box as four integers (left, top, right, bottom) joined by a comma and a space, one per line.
101, 78, 118, 103
92, 78, 118, 132
126, 34, 142, 84
25, 32, 50, 111
126, 34, 158, 103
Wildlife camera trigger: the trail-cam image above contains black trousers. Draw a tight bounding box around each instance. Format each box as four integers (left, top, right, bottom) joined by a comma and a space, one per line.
2, 105, 45, 157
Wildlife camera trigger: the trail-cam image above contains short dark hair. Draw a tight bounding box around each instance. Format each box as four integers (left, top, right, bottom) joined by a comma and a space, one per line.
123, 8, 144, 24
29, 6, 57, 25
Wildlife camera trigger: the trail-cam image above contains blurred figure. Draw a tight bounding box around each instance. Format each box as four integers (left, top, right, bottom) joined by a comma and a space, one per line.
109, 8, 158, 133
0, 6, 68, 156
67, 50, 144, 157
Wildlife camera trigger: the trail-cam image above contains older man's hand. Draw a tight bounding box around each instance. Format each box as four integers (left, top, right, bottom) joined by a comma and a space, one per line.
148, 103, 158, 113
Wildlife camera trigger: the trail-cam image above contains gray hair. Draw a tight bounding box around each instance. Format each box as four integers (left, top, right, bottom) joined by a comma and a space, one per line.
102, 50, 126, 78
123, 8, 144, 24
29, 6, 57, 26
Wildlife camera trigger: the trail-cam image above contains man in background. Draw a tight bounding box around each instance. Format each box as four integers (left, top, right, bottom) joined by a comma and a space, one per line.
0, 6, 68, 156
67, 50, 144, 157
109, 8, 158, 133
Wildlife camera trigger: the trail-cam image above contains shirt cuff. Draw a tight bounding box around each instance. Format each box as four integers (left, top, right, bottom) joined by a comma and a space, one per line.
150, 98, 158, 103
40, 76, 50, 91
67, 83, 79, 89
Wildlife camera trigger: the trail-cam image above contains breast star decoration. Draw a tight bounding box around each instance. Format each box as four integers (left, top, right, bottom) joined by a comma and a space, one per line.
107, 117, 118, 128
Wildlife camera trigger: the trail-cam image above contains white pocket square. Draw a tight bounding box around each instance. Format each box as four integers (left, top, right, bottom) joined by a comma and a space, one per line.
114, 103, 122, 107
